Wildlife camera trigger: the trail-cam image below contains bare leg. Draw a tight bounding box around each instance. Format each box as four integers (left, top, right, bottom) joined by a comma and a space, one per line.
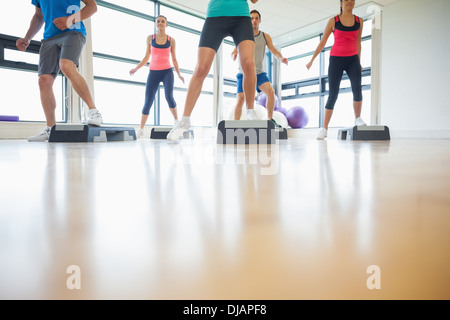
323, 109, 333, 130
169, 107, 178, 121
238, 40, 256, 112
38, 74, 57, 127
140, 114, 149, 129
353, 101, 362, 119
234, 93, 245, 120
59, 59, 96, 110
259, 82, 275, 120
182, 47, 216, 117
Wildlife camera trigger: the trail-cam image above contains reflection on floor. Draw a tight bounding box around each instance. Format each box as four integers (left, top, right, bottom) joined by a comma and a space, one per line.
0, 131, 449, 299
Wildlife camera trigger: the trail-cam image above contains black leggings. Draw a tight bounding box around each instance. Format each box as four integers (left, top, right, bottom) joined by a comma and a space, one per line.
325, 55, 362, 110
142, 68, 176, 115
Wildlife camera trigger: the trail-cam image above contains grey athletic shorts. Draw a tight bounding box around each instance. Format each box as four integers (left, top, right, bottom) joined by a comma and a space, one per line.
38, 31, 86, 78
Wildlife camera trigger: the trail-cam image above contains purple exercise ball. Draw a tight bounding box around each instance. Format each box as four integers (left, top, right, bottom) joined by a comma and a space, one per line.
256, 93, 267, 107
256, 92, 280, 109
277, 108, 288, 116
274, 95, 280, 109
286, 106, 309, 129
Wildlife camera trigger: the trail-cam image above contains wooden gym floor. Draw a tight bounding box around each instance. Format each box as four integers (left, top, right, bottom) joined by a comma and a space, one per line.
0, 128, 449, 300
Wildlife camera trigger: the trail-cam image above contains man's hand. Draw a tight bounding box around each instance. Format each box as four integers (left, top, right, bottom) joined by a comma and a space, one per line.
16, 38, 30, 52
53, 16, 75, 31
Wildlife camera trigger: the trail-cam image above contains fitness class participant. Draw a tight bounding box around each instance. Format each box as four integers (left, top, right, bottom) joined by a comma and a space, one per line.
232, 9, 288, 127
130, 15, 185, 138
17, 0, 103, 142
167, 0, 259, 141
306, 0, 367, 140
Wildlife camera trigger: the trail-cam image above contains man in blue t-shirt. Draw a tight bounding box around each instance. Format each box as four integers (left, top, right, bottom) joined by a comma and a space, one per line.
16, 0, 103, 142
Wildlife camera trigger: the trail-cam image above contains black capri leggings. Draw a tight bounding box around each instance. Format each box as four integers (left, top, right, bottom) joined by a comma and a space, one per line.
325, 54, 362, 110
142, 68, 176, 115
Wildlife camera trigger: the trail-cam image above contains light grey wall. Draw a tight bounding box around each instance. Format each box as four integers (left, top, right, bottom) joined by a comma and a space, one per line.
380, 0, 450, 132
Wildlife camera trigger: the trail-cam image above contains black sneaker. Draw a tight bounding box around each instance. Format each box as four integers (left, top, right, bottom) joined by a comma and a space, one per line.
271, 118, 282, 128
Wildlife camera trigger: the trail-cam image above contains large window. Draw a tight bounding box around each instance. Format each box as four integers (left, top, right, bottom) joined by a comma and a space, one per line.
280, 19, 373, 129
91, 1, 215, 127
0, 2, 59, 122
1, 2, 374, 130
0, 1, 223, 127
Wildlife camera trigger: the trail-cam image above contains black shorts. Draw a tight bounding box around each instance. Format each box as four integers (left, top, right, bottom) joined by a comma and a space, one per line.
199, 16, 254, 52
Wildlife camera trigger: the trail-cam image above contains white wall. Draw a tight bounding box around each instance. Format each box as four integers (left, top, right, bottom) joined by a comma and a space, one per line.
380, 0, 450, 133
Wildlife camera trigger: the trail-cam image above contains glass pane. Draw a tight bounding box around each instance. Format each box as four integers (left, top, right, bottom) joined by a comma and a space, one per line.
160, 89, 185, 126
222, 43, 240, 80
361, 39, 372, 69
281, 37, 320, 58
362, 18, 373, 38
282, 55, 318, 83
164, 72, 214, 127
94, 57, 148, 83
160, 5, 205, 31
91, 7, 153, 58
325, 51, 331, 70
190, 93, 214, 127
5, 49, 39, 65
0, 2, 44, 40
281, 88, 295, 98
94, 80, 151, 125
223, 96, 238, 120
161, 28, 202, 72
324, 90, 371, 127
223, 83, 238, 97
102, 0, 154, 15
0, 69, 64, 122
299, 84, 320, 96
281, 98, 320, 129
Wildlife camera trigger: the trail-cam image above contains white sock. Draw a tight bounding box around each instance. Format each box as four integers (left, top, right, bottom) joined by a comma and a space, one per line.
181, 116, 190, 125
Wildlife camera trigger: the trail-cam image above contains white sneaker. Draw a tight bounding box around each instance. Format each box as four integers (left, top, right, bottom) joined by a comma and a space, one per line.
167, 120, 190, 141
174, 119, 179, 127
355, 117, 367, 127
28, 126, 52, 142
316, 128, 328, 140
247, 109, 258, 120
136, 128, 144, 138
87, 109, 103, 126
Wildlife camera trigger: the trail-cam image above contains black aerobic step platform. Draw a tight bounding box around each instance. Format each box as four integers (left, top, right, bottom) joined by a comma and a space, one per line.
150, 127, 194, 140
338, 125, 391, 141
49, 124, 136, 142
217, 120, 279, 144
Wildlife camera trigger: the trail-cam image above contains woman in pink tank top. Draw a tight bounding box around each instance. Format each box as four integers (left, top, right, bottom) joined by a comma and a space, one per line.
306, 0, 367, 140
130, 15, 185, 138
